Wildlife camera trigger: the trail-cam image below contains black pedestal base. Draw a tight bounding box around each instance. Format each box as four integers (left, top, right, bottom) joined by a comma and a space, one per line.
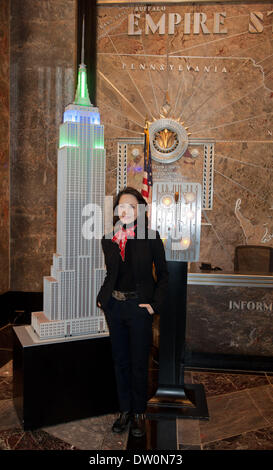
146, 384, 209, 420
13, 326, 119, 430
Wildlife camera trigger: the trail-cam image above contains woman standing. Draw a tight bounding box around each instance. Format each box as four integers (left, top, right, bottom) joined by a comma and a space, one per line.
97, 187, 168, 438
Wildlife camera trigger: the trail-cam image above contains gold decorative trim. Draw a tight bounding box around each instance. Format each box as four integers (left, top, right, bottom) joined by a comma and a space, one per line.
97, 0, 271, 4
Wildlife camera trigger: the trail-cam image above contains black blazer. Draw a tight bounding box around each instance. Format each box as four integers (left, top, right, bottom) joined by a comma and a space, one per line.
96, 228, 168, 315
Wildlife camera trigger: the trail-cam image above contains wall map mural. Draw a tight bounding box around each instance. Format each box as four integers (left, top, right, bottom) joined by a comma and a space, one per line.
96, 2, 273, 272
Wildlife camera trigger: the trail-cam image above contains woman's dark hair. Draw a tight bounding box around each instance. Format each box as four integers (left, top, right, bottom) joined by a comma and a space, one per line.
113, 186, 148, 227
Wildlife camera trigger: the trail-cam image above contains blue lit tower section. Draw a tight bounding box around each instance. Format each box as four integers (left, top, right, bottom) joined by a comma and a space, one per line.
31, 63, 107, 339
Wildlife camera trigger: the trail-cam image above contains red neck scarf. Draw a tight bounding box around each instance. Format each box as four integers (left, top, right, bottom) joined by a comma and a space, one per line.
112, 224, 137, 261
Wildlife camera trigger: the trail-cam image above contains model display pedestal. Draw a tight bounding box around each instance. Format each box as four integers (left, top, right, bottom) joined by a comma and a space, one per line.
146, 261, 209, 420
13, 326, 119, 430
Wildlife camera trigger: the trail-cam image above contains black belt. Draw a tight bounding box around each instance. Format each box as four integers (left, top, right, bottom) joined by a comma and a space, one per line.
112, 290, 138, 301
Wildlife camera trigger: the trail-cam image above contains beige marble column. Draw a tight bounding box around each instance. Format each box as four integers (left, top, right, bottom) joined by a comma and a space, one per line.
10, 0, 76, 291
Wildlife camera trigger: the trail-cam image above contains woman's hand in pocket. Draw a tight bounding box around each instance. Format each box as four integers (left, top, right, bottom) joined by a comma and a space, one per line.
138, 304, 154, 315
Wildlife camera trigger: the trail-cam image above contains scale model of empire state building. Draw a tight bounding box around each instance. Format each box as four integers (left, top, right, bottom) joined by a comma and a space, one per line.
31, 60, 107, 340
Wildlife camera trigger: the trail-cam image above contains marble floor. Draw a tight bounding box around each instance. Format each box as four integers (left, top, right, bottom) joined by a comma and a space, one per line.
0, 324, 273, 451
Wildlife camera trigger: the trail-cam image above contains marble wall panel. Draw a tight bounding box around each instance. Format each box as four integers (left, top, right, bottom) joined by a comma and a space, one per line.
186, 284, 273, 356
0, 0, 10, 294
10, 0, 76, 291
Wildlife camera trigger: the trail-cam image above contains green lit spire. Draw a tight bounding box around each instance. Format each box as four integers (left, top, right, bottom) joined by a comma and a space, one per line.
74, 16, 91, 107
74, 64, 91, 106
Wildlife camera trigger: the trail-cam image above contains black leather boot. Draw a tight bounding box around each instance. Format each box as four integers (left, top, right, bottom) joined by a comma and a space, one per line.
130, 413, 146, 437
112, 411, 131, 433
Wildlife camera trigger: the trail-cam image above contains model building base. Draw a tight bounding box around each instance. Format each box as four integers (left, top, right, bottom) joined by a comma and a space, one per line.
13, 325, 119, 430
31, 311, 108, 339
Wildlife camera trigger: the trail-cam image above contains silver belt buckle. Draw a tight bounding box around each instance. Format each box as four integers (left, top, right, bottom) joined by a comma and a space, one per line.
112, 290, 126, 301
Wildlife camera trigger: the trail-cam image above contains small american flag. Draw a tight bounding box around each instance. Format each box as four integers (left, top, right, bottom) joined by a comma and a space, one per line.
141, 125, 153, 200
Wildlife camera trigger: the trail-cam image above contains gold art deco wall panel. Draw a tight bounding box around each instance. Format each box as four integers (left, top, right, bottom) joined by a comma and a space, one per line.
96, 1, 273, 272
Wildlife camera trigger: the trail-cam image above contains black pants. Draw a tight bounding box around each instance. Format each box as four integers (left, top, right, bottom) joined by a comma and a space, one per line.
104, 296, 153, 414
